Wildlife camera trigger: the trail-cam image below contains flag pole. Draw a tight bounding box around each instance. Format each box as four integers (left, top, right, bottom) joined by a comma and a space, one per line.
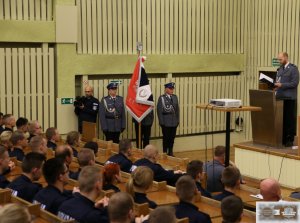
137, 42, 143, 149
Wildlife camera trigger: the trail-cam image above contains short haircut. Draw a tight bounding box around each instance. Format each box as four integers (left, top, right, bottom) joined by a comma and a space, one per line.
221, 195, 243, 223
84, 141, 98, 154
108, 192, 133, 222
214, 146, 225, 157
78, 148, 95, 167
78, 166, 102, 193
43, 158, 66, 185
45, 127, 57, 141
16, 117, 28, 128
2, 114, 13, 125
221, 166, 241, 188
29, 135, 43, 152
66, 131, 80, 146
0, 203, 31, 223
22, 152, 46, 173
176, 175, 196, 202
103, 163, 120, 185
119, 139, 132, 153
28, 121, 39, 134
149, 206, 177, 223
10, 131, 26, 146
55, 146, 72, 162
0, 131, 12, 143
186, 160, 203, 179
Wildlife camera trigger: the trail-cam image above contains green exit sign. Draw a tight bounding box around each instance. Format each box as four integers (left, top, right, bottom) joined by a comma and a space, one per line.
272, 58, 281, 67
61, 98, 74, 105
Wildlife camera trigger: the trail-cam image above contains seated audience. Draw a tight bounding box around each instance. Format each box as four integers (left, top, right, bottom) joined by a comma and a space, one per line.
0, 112, 3, 132
186, 160, 211, 198
33, 158, 73, 214
66, 131, 80, 157
27, 120, 42, 141
29, 135, 48, 156
260, 178, 282, 201
2, 114, 16, 132
8, 152, 45, 202
126, 166, 157, 209
213, 166, 241, 201
134, 145, 183, 186
45, 127, 61, 150
16, 117, 29, 133
55, 145, 74, 175
106, 139, 134, 173
58, 166, 109, 223
103, 163, 121, 192
108, 192, 135, 223
84, 141, 99, 155
0, 146, 10, 188
0, 203, 31, 223
175, 175, 211, 223
70, 148, 95, 180
221, 195, 243, 223
8, 131, 27, 161
148, 206, 177, 223
203, 145, 225, 192
0, 131, 12, 150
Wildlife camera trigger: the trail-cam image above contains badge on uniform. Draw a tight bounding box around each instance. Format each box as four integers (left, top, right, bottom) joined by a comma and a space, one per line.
93, 103, 98, 111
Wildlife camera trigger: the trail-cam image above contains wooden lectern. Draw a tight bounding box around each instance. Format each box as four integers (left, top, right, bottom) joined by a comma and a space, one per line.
249, 90, 283, 147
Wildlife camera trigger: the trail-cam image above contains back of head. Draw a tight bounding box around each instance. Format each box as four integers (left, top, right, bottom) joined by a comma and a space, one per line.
43, 158, 65, 185
126, 166, 153, 196
108, 192, 134, 222
28, 120, 39, 135
16, 117, 28, 129
45, 127, 57, 141
78, 165, 102, 193
214, 146, 225, 158
186, 160, 203, 179
10, 130, 26, 146
0, 131, 12, 144
148, 206, 177, 223
22, 152, 46, 173
0, 203, 31, 223
176, 175, 196, 202
55, 145, 72, 162
260, 178, 281, 201
84, 141, 98, 154
2, 114, 13, 126
221, 195, 243, 223
103, 163, 120, 185
119, 139, 132, 154
29, 135, 43, 152
66, 131, 80, 146
144, 144, 158, 160
78, 148, 95, 167
221, 166, 241, 189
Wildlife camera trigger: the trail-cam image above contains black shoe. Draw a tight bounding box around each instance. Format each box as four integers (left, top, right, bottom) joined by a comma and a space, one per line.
168, 152, 174, 157
284, 141, 294, 147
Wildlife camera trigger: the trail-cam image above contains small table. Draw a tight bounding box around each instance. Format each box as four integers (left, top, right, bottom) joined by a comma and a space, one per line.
196, 105, 262, 166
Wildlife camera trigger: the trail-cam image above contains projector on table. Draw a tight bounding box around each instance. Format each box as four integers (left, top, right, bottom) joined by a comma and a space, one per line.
209, 99, 242, 108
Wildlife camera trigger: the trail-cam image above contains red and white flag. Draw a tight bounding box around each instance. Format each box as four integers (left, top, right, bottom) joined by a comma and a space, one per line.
126, 56, 154, 123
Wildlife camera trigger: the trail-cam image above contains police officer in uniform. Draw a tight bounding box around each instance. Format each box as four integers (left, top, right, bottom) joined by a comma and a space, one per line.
133, 111, 154, 149
157, 82, 179, 156
74, 85, 99, 133
275, 52, 299, 147
99, 83, 126, 143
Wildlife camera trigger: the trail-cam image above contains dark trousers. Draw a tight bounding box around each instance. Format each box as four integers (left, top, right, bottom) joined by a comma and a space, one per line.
134, 123, 152, 149
282, 99, 297, 146
105, 132, 121, 143
161, 126, 177, 155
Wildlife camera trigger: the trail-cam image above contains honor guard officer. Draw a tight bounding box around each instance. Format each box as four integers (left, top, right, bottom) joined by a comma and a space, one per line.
99, 83, 126, 143
157, 82, 179, 156
275, 52, 299, 147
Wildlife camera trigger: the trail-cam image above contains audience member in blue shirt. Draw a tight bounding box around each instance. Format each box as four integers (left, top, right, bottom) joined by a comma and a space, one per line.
9, 131, 28, 161
66, 131, 80, 157
45, 127, 61, 150
55, 145, 75, 177
70, 148, 95, 180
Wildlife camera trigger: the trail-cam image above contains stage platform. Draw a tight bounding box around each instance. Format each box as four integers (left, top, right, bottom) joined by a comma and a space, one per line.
234, 142, 300, 189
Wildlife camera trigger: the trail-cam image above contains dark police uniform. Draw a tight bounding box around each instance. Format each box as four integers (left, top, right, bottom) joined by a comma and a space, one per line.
133, 111, 154, 148
69, 168, 81, 180
8, 174, 42, 202
213, 190, 235, 201
175, 201, 212, 223
195, 181, 212, 198
47, 140, 57, 150
102, 183, 120, 193
8, 147, 25, 161
134, 158, 182, 186
58, 193, 109, 223
33, 185, 73, 214
99, 83, 126, 143
0, 174, 10, 188
74, 96, 99, 133
134, 192, 157, 209
157, 82, 179, 156
276, 63, 299, 146
105, 153, 135, 173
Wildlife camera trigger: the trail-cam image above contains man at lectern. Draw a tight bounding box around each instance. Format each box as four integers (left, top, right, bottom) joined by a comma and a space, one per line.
275, 52, 299, 147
